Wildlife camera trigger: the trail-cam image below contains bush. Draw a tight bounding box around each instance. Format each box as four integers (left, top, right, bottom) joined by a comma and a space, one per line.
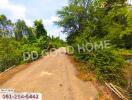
74, 47, 127, 86
94, 49, 126, 86
0, 36, 65, 72
0, 38, 22, 72
20, 43, 41, 63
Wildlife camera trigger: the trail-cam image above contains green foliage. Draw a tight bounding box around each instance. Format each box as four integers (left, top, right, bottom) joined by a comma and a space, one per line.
0, 38, 22, 71
56, 0, 92, 43
49, 37, 66, 49
57, 0, 131, 86
57, 0, 132, 48
20, 43, 41, 63
74, 46, 126, 86
0, 15, 65, 72
27, 27, 36, 40
104, 6, 132, 49
15, 20, 28, 40
34, 20, 47, 38
94, 49, 126, 85
0, 15, 13, 37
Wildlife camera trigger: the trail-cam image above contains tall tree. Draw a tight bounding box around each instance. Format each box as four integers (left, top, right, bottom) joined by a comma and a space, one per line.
14, 20, 28, 40
34, 20, 47, 38
0, 15, 13, 37
27, 27, 35, 40
57, 0, 132, 49
56, 0, 92, 43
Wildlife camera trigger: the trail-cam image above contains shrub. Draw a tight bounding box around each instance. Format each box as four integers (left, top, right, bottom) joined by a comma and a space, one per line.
74, 47, 127, 86
0, 38, 22, 72
20, 43, 42, 63
94, 49, 126, 86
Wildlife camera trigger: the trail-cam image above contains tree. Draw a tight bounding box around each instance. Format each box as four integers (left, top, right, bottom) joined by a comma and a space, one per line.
57, 0, 132, 49
0, 15, 13, 37
27, 27, 36, 40
100, 1, 131, 49
56, 0, 92, 43
14, 20, 28, 40
34, 20, 47, 38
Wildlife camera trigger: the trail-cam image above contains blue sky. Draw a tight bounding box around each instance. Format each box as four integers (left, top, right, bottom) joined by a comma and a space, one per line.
0, 0, 68, 40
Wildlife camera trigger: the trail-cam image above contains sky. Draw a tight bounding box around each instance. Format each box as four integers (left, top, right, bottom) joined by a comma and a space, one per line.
0, 0, 68, 40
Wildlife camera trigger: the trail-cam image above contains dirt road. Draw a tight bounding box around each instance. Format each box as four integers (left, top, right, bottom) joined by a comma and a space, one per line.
0, 48, 98, 100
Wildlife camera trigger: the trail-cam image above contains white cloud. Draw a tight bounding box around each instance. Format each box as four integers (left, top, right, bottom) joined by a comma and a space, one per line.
48, 27, 66, 40
0, 0, 33, 26
42, 16, 64, 38
128, 0, 132, 4
0, 0, 26, 19
25, 19, 33, 26
49, 28, 62, 37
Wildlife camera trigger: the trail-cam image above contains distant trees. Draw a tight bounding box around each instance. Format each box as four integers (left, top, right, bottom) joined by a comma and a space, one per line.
0, 15, 13, 37
0, 16, 48, 41
0, 15, 65, 72
34, 20, 47, 38
15, 20, 28, 40
56, 0, 90, 43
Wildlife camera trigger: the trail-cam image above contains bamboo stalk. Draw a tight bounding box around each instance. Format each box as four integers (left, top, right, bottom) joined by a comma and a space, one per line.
105, 82, 128, 100
105, 82, 123, 99
110, 83, 127, 100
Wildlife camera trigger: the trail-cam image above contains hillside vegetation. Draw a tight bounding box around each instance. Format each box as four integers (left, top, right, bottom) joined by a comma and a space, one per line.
56, 0, 132, 88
